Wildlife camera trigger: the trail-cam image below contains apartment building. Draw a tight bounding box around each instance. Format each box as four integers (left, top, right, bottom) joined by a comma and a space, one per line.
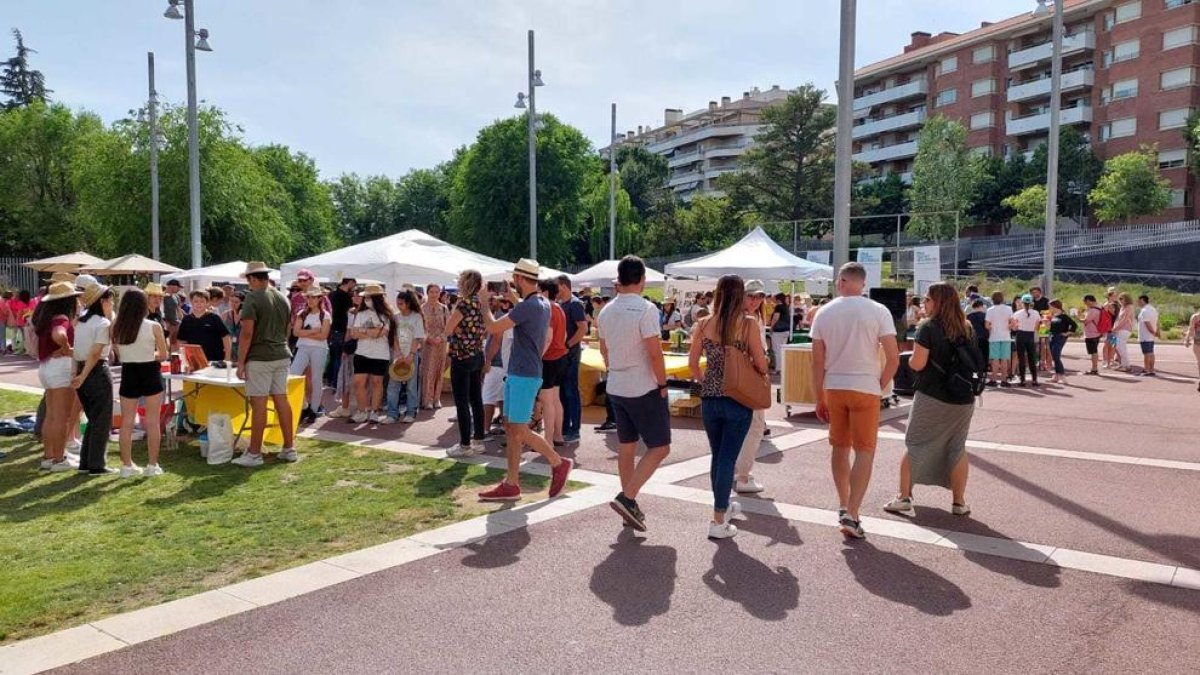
610, 85, 793, 201
853, 0, 1199, 221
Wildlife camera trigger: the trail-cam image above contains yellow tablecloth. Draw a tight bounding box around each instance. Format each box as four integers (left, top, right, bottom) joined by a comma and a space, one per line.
182, 375, 305, 446
579, 346, 702, 406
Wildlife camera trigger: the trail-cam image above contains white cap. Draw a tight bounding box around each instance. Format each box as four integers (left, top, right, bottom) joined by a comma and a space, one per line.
75, 274, 99, 289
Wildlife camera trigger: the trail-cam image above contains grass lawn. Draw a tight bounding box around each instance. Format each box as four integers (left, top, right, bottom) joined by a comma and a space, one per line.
0, 389, 563, 643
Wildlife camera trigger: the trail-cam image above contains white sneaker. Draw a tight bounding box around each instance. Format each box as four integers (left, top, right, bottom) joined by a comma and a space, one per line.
726, 501, 746, 521
951, 502, 971, 516
734, 477, 765, 494
278, 448, 299, 463
883, 496, 914, 515
446, 443, 479, 458
350, 411, 368, 424
119, 464, 142, 478
66, 439, 82, 453
231, 452, 264, 467
402, 414, 415, 424
40, 458, 53, 470
367, 411, 381, 424
379, 416, 398, 425
328, 406, 350, 419
143, 464, 164, 477
708, 521, 738, 539
49, 460, 75, 473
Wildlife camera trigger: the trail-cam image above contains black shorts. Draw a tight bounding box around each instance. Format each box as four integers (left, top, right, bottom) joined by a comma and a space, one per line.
119, 361, 164, 399
610, 389, 671, 449
1084, 337, 1100, 355
540, 357, 564, 390
353, 355, 388, 377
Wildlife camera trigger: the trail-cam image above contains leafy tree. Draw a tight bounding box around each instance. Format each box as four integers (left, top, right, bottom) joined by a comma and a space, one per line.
254, 144, 339, 258
393, 165, 454, 239
1027, 125, 1103, 222
640, 195, 751, 257
852, 172, 909, 241
2, 29, 50, 110
614, 145, 668, 219
908, 114, 979, 239
717, 84, 836, 231
448, 112, 596, 265
328, 173, 401, 245
578, 167, 634, 263
1001, 184, 1048, 229
1088, 146, 1172, 224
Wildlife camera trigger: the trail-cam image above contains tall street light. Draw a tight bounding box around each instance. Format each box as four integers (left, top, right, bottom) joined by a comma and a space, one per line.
513, 29, 544, 260
609, 102, 617, 260
1035, 0, 1064, 296
164, 0, 213, 270
147, 52, 161, 261
832, 0, 856, 272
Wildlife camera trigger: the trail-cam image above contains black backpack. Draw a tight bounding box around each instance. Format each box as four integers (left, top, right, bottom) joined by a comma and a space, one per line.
928, 326, 986, 400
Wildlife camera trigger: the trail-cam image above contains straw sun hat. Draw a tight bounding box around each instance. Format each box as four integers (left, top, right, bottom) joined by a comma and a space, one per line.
512, 258, 541, 280
388, 358, 415, 382
361, 284, 385, 297
240, 261, 276, 277
79, 282, 112, 308
43, 281, 82, 302
143, 282, 165, 297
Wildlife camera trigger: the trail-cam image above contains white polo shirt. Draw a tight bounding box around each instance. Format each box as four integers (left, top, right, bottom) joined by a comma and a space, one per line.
809, 295, 896, 396
597, 293, 661, 398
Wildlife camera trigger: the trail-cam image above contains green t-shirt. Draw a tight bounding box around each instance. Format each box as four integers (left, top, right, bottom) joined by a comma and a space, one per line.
240, 287, 292, 362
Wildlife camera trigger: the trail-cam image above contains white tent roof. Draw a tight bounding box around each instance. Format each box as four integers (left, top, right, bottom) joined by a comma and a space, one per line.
280, 229, 564, 291
168, 261, 280, 288
569, 259, 665, 289
664, 227, 833, 281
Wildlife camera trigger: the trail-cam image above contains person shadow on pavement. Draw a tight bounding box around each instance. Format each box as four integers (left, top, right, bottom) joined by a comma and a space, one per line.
841, 541, 972, 616
589, 529, 677, 626
910, 507, 1062, 589
460, 510, 532, 570
702, 540, 800, 620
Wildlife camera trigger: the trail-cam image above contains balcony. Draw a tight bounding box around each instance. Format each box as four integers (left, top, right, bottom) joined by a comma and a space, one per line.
852, 79, 929, 110
1007, 68, 1094, 103
852, 140, 919, 164
704, 141, 750, 159
1006, 104, 1093, 136
1008, 31, 1095, 71
667, 169, 704, 188
851, 108, 927, 140
858, 171, 913, 186
647, 124, 760, 154
666, 148, 703, 169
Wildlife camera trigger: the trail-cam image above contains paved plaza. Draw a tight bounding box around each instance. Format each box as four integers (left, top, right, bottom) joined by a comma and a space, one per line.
2, 342, 1199, 674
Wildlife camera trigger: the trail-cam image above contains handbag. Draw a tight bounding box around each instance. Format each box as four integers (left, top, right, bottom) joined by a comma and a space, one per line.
722, 317, 771, 410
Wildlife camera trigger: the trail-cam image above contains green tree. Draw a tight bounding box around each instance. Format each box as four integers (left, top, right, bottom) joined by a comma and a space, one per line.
1088, 146, 1172, 224
908, 114, 979, 239
717, 84, 836, 231
1001, 184, 1048, 229
1028, 125, 1103, 222
852, 172, 909, 240
449, 112, 596, 265
394, 165, 454, 239
579, 167, 634, 262
0, 101, 103, 256
2, 29, 51, 110
614, 145, 669, 219
640, 195, 750, 257
253, 144, 339, 258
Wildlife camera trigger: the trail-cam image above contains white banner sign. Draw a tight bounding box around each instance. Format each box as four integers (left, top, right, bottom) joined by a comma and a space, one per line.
857, 247, 883, 290
805, 251, 831, 296
913, 245, 941, 296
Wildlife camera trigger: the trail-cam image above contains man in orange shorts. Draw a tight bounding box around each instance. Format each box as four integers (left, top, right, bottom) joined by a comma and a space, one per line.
810, 263, 899, 539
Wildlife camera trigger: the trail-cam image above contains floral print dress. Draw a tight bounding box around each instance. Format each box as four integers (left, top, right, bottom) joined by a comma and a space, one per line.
420, 300, 450, 407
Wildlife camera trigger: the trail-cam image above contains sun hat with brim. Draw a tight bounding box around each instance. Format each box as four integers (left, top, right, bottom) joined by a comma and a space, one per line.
144, 282, 165, 297
75, 274, 99, 289
43, 281, 82, 302
79, 283, 112, 308
304, 287, 325, 298
49, 272, 78, 285
240, 261, 276, 278
296, 268, 315, 281
361, 284, 385, 297
745, 279, 767, 296
388, 358, 415, 382
512, 258, 541, 280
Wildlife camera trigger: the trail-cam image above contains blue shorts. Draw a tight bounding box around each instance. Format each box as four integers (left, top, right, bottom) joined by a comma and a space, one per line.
1140, 341, 1155, 355
504, 374, 542, 424
988, 341, 1012, 360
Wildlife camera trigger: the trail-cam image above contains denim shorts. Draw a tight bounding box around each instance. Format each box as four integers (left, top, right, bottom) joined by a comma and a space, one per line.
1140, 341, 1155, 355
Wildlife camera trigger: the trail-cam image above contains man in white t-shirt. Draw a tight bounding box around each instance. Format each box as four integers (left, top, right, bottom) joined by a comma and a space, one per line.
597, 256, 671, 532
809, 262, 899, 539
984, 291, 1015, 387
1137, 295, 1159, 376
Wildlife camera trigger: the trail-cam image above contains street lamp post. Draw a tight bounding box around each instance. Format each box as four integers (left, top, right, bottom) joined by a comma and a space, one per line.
832, 0, 856, 272
147, 52, 160, 261
164, 0, 213, 270
513, 30, 543, 260
1036, 0, 1064, 296
609, 102, 617, 260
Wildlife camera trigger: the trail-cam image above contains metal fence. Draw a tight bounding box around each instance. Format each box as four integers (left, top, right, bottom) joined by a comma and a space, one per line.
0, 257, 38, 293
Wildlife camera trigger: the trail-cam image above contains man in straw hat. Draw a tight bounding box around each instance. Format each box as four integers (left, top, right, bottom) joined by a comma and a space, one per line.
144, 282, 166, 327
232, 262, 298, 466
477, 258, 573, 501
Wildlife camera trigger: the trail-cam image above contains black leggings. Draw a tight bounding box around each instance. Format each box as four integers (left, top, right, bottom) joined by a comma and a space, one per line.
450, 353, 485, 445
1015, 331, 1038, 383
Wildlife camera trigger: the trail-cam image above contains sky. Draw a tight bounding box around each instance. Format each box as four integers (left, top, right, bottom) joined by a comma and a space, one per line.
8, 0, 1038, 179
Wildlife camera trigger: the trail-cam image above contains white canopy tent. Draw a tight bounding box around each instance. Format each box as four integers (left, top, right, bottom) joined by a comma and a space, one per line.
664, 227, 833, 281
281, 229, 564, 291
167, 261, 279, 288
569, 259, 665, 289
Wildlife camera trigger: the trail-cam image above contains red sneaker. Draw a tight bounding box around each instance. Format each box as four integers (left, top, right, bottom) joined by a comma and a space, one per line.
479, 482, 521, 502
549, 458, 573, 498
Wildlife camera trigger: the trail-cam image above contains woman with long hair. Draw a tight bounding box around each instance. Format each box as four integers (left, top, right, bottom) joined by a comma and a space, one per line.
1012, 294, 1041, 387
329, 291, 364, 418
1046, 299, 1077, 384
884, 282, 977, 517
1113, 293, 1135, 372
420, 283, 449, 409
688, 275, 768, 539
290, 288, 331, 424
72, 284, 116, 474
111, 288, 169, 477
384, 290, 425, 424
445, 270, 488, 457
349, 285, 395, 424
222, 291, 244, 360
34, 283, 81, 471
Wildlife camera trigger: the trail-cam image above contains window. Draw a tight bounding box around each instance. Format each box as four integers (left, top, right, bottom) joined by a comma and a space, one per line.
938, 56, 958, 75
1110, 39, 1140, 65
1163, 25, 1199, 50
1161, 66, 1197, 89
935, 88, 957, 107
1106, 77, 1139, 103
973, 45, 995, 64
1160, 107, 1191, 129
1102, 117, 1137, 140
970, 111, 995, 129
1170, 188, 1190, 208
971, 78, 996, 97
1167, 0, 1195, 9
1158, 148, 1188, 169
1114, 1, 1141, 23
